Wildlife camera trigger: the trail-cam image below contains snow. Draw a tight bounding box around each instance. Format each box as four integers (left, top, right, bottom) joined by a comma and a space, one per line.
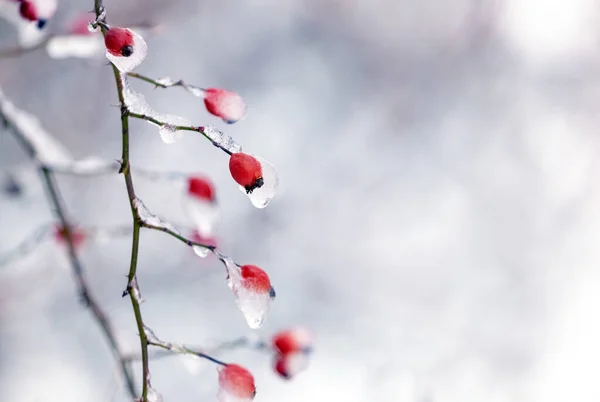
240, 155, 279, 208
202, 126, 243, 154
156, 115, 191, 144
0, 86, 72, 165
132, 197, 180, 234
147, 387, 163, 402
46, 35, 104, 59
221, 257, 273, 329
105, 29, 148, 73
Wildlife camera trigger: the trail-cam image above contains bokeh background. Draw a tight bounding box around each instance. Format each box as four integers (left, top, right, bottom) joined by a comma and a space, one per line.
2, 0, 600, 401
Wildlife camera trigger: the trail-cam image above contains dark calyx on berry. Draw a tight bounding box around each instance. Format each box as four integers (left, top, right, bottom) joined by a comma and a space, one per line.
269, 286, 276, 299
36, 19, 47, 29
121, 45, 134, 57
244, 177, 264, 194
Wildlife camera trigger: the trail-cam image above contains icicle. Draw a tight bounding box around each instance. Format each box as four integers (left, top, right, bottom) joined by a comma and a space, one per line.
240, 155, 279, 209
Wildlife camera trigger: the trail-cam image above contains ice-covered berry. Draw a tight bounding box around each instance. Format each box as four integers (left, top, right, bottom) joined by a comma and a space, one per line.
187, 176, 216, 202
104, 27, 134, 57
229, 153, 263, 193
19, 1, 37, 22
240, 265, 272, 293
272, 327, 314, 356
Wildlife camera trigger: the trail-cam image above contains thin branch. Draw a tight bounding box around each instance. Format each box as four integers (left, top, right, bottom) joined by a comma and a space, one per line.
128, 72, 206, 96
143, 326, 228, 366
94, 1, 152, 399
128, 112, 234, 155
0, 96, 137, 397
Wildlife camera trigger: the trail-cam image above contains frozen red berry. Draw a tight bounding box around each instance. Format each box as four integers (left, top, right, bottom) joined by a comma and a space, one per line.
240, 265, 272, 293
19, 1, 38, 22
218, 364, 256, 400
273, 327, 314, 356
187, 176, 216, 202
274, 358, 290, 379
53, 224, 86, 249
229, 153, 263, 193
104, 27, 135, 57
204, 88, 247, 124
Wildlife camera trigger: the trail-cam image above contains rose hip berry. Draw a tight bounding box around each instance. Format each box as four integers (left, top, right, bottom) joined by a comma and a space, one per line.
19, 1, 38, 22
104, 28, 135, 57
229, 153, 263, 193
187, 176, 216, 202
240, 264, 272, 293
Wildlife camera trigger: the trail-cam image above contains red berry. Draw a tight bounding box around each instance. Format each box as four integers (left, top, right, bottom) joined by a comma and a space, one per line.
229, 153, 263, 192
274, 357, 290, 379
187, 176, 215, 201
53, 225, 86, 249
19, 1, 38, 22
104, 27, 134, 57
218, 364, 256, 399
240, 265, 272, 293
204, 88, 246, 124
273, 327, 313, 355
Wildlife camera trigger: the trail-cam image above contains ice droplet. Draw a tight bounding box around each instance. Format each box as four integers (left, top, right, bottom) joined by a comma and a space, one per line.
192, 245, 210, 258
156, 114, 190, 144
222, 257, 273, 329
147, 387, 163, 402
133, 197, 180, 234
183, 196, 220, 237
155, 76, 177, 86
186, 85, 205, 98
87, 22, 98, 33
105, 29, 148, 73
240, 155, 279, 209
46, 35, 103, 59
202, 126, 242, 154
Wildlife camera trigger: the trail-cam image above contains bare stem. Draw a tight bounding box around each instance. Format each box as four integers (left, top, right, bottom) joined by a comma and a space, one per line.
95, 0, 150, 399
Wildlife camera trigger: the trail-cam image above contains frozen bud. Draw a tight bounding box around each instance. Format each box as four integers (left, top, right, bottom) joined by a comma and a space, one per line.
204, 88, 247, 124
272, 327, 314, 356
188, 176, 216, 203
19, 1, 37, 22
274, 353, 311, 380
217, 364, 256, 402
104, 27, 147, 72
183, 176, 220, 237
229, 153, 263, 193
53, 224, 86, 249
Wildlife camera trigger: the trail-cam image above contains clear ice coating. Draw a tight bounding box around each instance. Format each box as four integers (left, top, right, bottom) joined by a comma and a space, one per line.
239, 155, 279, 209
46, 35, 103, 59
121, 75, 152, 115
132, 197, 180, 234
183, 196, 220, 237
0, 86, 72, 165
121, 75, 191, 144
105, 29, 148, 73
202, 126, 242, 154
222, 257, 273, 329
56, 156, 118, 175
155, 76, 177, 86
185, 85, 206, 98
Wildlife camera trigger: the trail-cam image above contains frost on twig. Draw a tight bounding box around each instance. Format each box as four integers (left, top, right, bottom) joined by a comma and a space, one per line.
151, 76, 206, 98
0, 86, 72, 164
201, 126, 243, 154
133, 197, 180, 234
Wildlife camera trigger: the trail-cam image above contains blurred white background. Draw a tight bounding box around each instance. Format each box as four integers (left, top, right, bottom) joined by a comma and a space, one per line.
2, 0, 600, 401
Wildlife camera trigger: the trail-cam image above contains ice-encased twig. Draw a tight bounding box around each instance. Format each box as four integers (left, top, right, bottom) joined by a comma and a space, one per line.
132, 197, 181, 235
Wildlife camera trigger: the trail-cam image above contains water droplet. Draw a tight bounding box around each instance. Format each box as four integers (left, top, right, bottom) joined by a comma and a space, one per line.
240, 155, 278, 208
